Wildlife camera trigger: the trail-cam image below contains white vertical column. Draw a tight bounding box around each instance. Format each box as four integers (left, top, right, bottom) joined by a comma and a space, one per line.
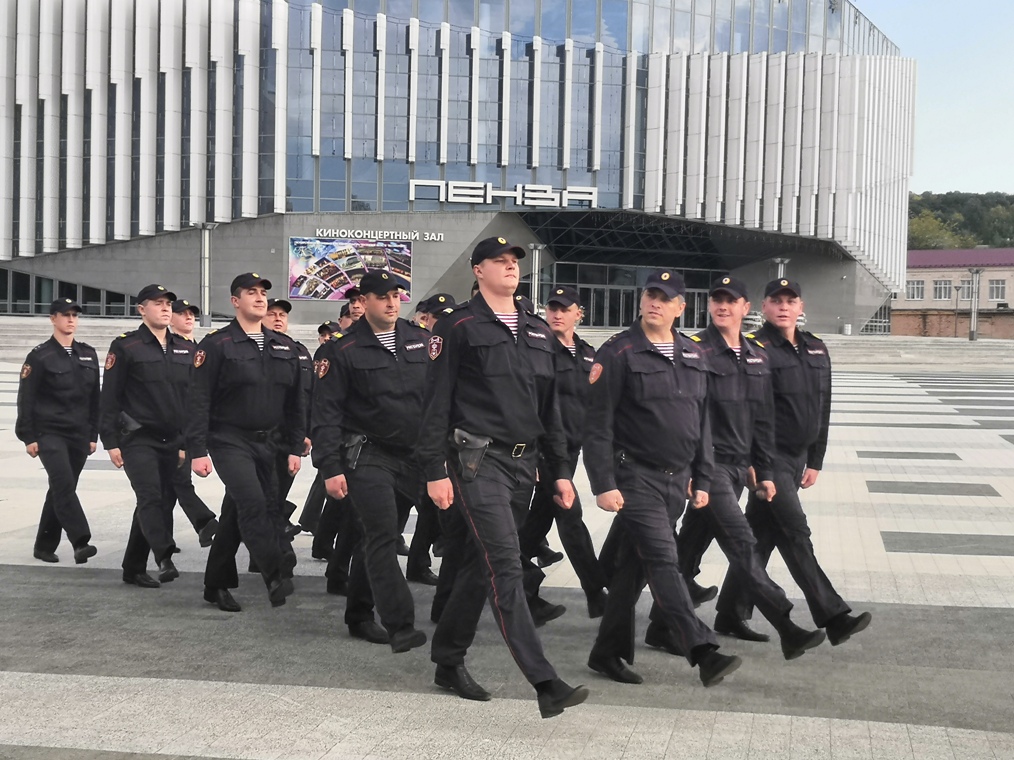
310, 3, 322, 158
561, 38, 573, 169
86, 0, 108, 242
663, 53, 687, 216
643, 52, 667, 213
742, 52, 767, 228
0, 0, 18, 259
38, 0, 63, 252
499, 31, 510, 166
16, 0, 40, 256
705, 52, 728, 223
438, 22, 449, 164
160, 0, 185, 231
237, 0, 260, 217
210, 0, 234, 221
723, 53, 748, 226
272, 0, 289, 213
342, 8, 353, 160
622, 52, 637, 209
468, 26, 479, 165
376, 14, 387, 161
779, 52, 804, 234
531, 36, 542, 168
834, 55, 859, 247
591, 42, 603, 171
816, 54, 839, 238
109, 0, 133, 240
135, 0, 158, 236
407, 19, 418, 163
761, 52, 785, 232
798, 52, 822, 237
185, 0, 209, 223
684, 54, 708, 219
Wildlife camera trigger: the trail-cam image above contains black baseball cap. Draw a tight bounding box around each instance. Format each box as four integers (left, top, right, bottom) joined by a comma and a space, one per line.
317, 320, 337, 334
423, 293, 455, 314
643, 270, 686, 300
339, 304, 351, 318
470, 236, 527, 267
709, 276, 748, 300
266, 297, 292, 313
358, 270, 402, 296
50, 298, 81, 315
137, 284, 178, 303
345, 286, 362, 301
547, 286, 580, 308
230, 272, 272, 293
172, 299, 201, 316
764, 278, 802, 298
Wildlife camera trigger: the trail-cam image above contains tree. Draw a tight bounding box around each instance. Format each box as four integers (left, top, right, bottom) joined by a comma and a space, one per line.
908, 209, 972, 249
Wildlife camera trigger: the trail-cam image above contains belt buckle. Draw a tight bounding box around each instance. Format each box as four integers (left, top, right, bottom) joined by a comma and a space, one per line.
512, 443, 526, 458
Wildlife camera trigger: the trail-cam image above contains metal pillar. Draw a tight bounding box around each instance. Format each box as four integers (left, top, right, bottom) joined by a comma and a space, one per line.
192, 222, 219, 327
968, 267, 983, 341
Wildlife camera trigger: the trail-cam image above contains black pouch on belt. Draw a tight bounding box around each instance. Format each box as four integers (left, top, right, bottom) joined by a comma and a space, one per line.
342, 433, 368, 471
118, 411, 143, 440
451, 428, 492, 482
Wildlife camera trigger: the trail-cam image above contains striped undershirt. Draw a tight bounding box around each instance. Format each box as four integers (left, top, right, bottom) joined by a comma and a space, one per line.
730, 344, 742, 358
565, 344, 577, 356
248, 332, 265, 350
495, 312, 519, 339
652, 342, 675, 363
64, 346, 73, 356
375, 329, 398, 355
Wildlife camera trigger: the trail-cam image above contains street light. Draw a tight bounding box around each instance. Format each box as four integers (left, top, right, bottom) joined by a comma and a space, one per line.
528, 242, 545, 312
968, 267, 984, 341
190, 222, 219, 327
773, 257, 791, 278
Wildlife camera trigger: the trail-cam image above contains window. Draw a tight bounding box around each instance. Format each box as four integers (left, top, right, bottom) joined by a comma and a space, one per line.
905, 280, 924, 300
989, 279, 1006, 301
957, 279, 972, 301
932, 280, 952, 301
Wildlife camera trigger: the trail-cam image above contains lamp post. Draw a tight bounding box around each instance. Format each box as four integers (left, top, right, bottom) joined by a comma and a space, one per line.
968, 267, 984, 341
191, 222, 219, 327
528, 242, 545, 312
773, 257, 791, 278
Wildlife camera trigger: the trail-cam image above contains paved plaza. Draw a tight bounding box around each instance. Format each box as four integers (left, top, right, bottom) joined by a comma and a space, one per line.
1, 361, 1013, 759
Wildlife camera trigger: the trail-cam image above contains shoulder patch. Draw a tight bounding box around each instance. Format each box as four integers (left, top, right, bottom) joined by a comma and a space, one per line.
317, 358, 330, 379
104, 353, 116, 370
428, 335, 443, 360
589, 362, 603, 384
20, 363, 32, 379
193, 350, 206, 368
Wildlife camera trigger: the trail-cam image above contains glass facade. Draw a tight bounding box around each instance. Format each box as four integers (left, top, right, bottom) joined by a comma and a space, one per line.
0, 266, 134, 316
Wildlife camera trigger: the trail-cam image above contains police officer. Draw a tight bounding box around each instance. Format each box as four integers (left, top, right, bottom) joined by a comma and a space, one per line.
419, 236, 588, 719
645, 277, 825, 660
518, 286, 608, 617
416, 293, 455, 331
101, 284, 195, 588
16, 298, 99, 564
583, 270, 741, 687
168, 299, 219, 548
710, 278, 873, 645
337, 305, 354, 333
187, 273, 305, 611
313, 270, 431, 651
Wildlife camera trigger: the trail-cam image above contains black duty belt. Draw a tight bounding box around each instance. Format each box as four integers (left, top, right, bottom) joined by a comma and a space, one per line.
714, 454, 749, 467
489, 440, 536, 459
618, 450, 680, 476
213, 424, 278, 443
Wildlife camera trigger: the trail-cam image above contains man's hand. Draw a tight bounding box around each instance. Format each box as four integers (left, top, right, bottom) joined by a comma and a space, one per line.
325, 474, 348, 500
746, 466, 758, 490
88, 442, 97, 455
288, 455, 301, 476
25, 442, 39, 458
691, 490, 709, 509
596, 489, 624, 513
177, 449, 186, 468
428, 478, 455, 510
302, 437, 312, 456
755, 480, 776, 502
800, 468, 820, 488
553, 479, 576, 510
108, 448, 124, 469
192, 456, 213, 478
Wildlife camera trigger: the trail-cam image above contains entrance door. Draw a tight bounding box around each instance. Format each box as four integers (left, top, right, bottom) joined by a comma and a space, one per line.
679, 290, 710, 332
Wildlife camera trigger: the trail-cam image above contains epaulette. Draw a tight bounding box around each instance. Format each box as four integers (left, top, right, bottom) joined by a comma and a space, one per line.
746, 334, 765, 348
690, 335, 702, 342
117, 333, 128, 339
601, 331, 625, 346
744, 333, 755, 339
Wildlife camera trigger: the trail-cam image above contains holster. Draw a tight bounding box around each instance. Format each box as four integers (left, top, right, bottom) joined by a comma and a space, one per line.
451, 428, 492, 482
118, 411, 143, 440
342, 433, 368, 471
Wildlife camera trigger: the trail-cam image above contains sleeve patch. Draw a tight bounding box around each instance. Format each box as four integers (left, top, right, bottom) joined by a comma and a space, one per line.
104, 353, 116, 371
317, 358, 330, 379
20, 363, 31, 379
428, 335, 443, 360
193, 350, 206, 368
589, 362, 603, 384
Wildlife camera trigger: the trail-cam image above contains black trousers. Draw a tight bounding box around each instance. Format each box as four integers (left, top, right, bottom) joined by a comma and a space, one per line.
170, 457, 216, 533
668, 462, 794, 626
431, 449, 556, 685
320, 495, 357, 581
407, 495, 440, 574
34, 434, 92, 553
121, 436, 180, 572
591, 459, 717, 666
719, 453, 850, 628
298, 471, 327, 534
519, 454, 606, 596
204, 432, 288, 590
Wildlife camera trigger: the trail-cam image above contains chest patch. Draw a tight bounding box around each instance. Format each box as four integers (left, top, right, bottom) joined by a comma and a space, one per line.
681, 351, 700, 359
745, 356, 763, 364
525, 330, 547, 340
405, 342, 425, 351
806, 348, 826, 355
80, 356, 94, 362
270, 344, 291, 351
172, 349, 190, 355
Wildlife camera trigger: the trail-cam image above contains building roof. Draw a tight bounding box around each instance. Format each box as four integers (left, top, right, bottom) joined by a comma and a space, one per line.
909, 249, 1014, 269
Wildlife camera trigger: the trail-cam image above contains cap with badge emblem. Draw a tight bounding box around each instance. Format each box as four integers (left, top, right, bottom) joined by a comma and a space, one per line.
422, 293, 456, 314
709, 276, 748, 300
470, 236, 528, 266
318, 320, 337, 335
172, 299, 201, 316
266, 298, 292, 313
230, 272, 272, 293
137, 283, 178, 303
644, 270, 686, 300
763, 278, 802, 298
358, 270, 403, 296
49, 297, 82, 315
546, 285, 581, 308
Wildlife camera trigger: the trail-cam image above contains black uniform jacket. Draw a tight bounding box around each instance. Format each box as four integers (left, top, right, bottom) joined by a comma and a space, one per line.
553, 333, 597, 454
16, 337, 100, 444
754, 322, 832, 470
99, 324, 195, 449
416, 293, 570, 484
185, 319, 306, 459
312, 317, 430, 479
292, 337, 314, 432
692, 323, 776, 483
583, 319, 713, 495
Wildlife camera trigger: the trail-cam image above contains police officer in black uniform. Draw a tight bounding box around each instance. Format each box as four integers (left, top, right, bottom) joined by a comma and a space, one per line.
419, 236, 589, 719
188, 273, 305, 611
583, 270, 741, 687
710, 278, 873, 645
101, 284, 195, 588
518, 286, 608, 617
16, 298, 100, 564
313, 270, 431, 651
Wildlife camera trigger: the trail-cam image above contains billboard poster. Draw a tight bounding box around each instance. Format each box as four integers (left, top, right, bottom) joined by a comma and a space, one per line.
287, 237, 412, 301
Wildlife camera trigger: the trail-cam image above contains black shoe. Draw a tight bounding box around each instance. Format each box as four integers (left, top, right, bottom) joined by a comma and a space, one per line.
283, 523, 302, 541
73, 544, 97, 564
203, 586, 241, 612
123, 572, 160, 588
588, 654, 643, 684
644, 621, 685, 657
536, 546, 565, 568
390, 627, 427, 654
714, 612, 770, 642
697, 650, 742, 687
537, 679, 590, 719
198, 518, 218, 548
586, 589, 607, 619
407, 567, 439, 586
172, 547, 182, 554
326, 579, 348, 596
158, 557, 180, 583
247, 561, 261, 574
531, 599, 567, 628
396, 538, 410, 556
826, 611, 872, 646
687, 578, 718, 608
311, 552, 329, 561
267, 576, 294, 607
348, 621, 390, 645
33, 549, 59, 563
780, 624, 826, 661
435, 664, 492, 702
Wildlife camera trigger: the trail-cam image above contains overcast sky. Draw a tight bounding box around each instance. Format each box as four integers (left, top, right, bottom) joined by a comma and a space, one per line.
866, 1, 1014, 194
